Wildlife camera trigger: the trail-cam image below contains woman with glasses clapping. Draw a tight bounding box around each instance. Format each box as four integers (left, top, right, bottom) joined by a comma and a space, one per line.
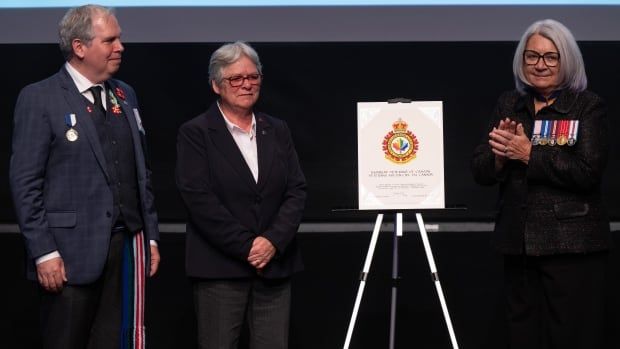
471, 19, 611, 349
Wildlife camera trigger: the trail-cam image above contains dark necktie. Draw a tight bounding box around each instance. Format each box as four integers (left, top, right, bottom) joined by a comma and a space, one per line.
89, 85, 105, 114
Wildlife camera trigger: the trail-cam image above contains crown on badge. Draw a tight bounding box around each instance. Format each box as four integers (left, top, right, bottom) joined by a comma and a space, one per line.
392, 118, 408, 132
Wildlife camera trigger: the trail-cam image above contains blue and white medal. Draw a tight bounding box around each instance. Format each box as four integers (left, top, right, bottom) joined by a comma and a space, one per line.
65, 113, 78, 142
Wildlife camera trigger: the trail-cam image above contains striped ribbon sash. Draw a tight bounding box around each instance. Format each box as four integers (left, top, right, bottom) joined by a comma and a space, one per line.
120, 230, 146, 349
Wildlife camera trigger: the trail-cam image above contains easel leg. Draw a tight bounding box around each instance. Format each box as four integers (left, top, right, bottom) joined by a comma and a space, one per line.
416, 213, 459, 349
343, 213, 384, 349
389, 212, 402, 349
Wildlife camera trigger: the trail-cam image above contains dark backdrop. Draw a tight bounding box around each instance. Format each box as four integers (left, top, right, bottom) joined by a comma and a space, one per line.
2, 41, 620, 223
2, 42, 620, 349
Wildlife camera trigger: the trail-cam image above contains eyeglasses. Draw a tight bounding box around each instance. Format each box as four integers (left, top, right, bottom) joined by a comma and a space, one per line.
523, 50, 560, 67
222, 73, 262, 87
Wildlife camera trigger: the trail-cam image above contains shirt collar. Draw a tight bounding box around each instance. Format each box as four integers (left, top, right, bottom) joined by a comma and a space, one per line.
526, 87, 562, 103
217, 101, 256, 136
64, 62, 104, 94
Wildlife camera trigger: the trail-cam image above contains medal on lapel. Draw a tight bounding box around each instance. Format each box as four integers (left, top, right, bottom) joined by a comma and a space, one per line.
108, 89, 122, 115
65, 113, 78, 142
556, 120, 569, 146
532, 119, 578, 146
548, 120, 557, 146
538, 120, 550, 145
567, 120, 579, 146
531, 120, 541, 146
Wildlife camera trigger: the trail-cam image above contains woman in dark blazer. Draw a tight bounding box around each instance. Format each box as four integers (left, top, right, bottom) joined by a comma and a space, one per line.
471, 19, 610, 349
176, 41, 306, 349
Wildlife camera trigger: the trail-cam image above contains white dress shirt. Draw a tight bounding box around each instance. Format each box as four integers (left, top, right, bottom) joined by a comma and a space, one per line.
65, 62, 107, 110
218, 102, 259, 183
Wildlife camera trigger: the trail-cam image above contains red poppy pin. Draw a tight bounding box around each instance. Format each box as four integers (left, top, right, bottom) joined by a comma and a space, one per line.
115, 87, 126, 100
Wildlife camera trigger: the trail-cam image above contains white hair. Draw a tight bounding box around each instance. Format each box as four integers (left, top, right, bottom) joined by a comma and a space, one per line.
513, 19, 587, 94
208, 41, 262, 85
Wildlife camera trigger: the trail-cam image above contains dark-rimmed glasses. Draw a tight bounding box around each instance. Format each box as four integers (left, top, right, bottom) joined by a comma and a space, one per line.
524, 50, 560, 67
223, 73, 262, 87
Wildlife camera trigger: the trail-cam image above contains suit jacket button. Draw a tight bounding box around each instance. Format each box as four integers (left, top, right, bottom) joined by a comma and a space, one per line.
106, 212, 112, 218
255, 196, 262, 204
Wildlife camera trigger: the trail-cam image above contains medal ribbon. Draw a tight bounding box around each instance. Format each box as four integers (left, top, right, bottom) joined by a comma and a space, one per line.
550, 120, 558, 145
532, 120, 542, 145
559, 120, 569, 145
64, 113, 76, 128
541, 120, 550, 140
570, 120, 579, 140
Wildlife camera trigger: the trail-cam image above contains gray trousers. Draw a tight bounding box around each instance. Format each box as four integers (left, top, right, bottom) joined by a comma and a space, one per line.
193, 277, 291, 349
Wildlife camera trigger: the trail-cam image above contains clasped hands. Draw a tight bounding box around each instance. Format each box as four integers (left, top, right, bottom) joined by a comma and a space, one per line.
247, 236, 275, 271
489, 117, 531, 166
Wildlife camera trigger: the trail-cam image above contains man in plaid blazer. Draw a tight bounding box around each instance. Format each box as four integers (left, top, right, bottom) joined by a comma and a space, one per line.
9, 5, 159, 348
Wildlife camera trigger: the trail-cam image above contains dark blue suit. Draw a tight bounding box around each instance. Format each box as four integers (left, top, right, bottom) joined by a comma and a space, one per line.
9, 67, 159, 285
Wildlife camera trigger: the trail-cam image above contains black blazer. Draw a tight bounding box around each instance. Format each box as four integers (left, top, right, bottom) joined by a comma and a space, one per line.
471, 89, 611, 255
176, 103, 306, 279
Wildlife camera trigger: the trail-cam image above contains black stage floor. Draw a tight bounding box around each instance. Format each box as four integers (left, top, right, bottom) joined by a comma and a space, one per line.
2, 230, 619, 349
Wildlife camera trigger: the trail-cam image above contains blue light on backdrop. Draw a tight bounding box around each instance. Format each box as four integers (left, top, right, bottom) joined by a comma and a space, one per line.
2, 0, 620, 7
2, 0, 619, 43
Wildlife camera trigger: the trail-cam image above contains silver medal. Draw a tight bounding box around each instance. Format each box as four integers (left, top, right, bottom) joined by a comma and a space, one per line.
66, 128, 78, 142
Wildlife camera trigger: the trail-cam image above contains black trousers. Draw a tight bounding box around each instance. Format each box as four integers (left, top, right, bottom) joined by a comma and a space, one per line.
193, 277, 292, 349
504, 251, 609, 349
40, 230, 125, 349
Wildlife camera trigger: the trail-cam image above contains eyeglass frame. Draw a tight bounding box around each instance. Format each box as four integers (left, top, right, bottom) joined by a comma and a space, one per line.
221, 73, 263, 87
523, 50, 560, 67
